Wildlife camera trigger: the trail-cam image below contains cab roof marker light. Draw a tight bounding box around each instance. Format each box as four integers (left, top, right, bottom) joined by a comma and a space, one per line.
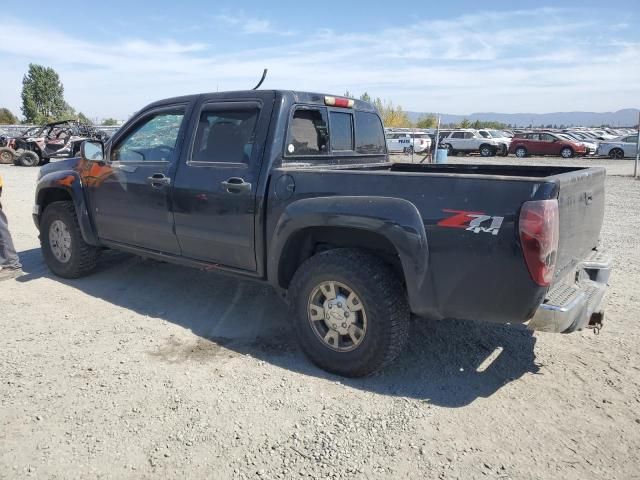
324, 96, 354, 108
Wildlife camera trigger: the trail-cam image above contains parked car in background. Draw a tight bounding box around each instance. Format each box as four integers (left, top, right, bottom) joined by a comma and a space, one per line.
555, 133, 598, 155
385, 130, 431, 154
440, 129, 503, 157
509, 132, 587, 158
597, 134, 638, 159
478, 129, 511, 156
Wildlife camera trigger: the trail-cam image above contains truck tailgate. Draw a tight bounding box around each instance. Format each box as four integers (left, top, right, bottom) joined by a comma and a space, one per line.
553, 167, 606, 281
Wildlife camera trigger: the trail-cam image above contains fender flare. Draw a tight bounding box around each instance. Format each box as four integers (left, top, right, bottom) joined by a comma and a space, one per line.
35, 170, 99, 245
268, 196, 429, 301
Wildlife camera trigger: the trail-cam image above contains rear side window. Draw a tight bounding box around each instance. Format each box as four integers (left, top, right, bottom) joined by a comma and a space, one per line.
330, 111, 354, 151
286, 108, 329, 156
191, 104, 260, 164
451, 132, 464, 139
355, 111, 385, 154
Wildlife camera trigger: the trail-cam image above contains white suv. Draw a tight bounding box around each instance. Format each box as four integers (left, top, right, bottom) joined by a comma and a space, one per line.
478, 129, 511, 156
441, 129, 503, 157
385, 131, 432, 154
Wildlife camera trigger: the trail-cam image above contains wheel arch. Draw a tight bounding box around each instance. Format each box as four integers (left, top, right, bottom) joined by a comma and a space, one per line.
35, 171, 99, 245
268, 196, 429, 302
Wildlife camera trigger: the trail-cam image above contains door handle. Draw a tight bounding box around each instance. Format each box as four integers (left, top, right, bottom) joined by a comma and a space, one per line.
221, 177, 252, 193
147, 173, 171, 187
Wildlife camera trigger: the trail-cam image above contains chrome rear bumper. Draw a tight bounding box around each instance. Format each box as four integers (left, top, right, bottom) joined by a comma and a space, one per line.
528, 250, 611, 333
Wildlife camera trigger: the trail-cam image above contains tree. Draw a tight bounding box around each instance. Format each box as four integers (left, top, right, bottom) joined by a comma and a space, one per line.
102, 118, 119, 126
21, 64, 68, 123
359, 92, 372, 103
77, 112, 92, 124
415, 114, 437, 129
0, 108, 18, 124
459, 118, 471, 128
343, 90, 354, 99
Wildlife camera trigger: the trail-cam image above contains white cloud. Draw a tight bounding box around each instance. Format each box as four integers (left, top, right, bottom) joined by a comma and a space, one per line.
0, 8, 638, 119
214, 12, 295, 36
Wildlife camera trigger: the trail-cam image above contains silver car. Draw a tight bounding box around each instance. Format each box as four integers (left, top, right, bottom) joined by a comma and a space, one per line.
597, 134, 638, 159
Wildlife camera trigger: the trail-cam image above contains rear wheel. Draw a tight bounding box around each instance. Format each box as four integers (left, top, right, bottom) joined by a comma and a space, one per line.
40, 201, 100, 278
609, 148, 624, 159
17, 151, 40, 167
560, 147, 574, 159
515, 146, 527, 158
445, 144, 455, 156
288, 249, 410, 377
0, 147, 15, 164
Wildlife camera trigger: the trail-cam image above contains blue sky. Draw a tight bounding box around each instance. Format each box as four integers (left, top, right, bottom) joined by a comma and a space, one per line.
1, 0, 639, 120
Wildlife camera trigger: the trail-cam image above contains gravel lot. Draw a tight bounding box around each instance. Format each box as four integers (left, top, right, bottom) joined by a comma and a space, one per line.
1, 157, 639, 479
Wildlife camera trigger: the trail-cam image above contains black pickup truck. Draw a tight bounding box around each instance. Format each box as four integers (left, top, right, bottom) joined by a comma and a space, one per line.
33, 90, 611, 377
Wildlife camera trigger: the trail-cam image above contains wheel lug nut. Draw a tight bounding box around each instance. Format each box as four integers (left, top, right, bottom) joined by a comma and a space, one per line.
344, 312, 349, 318
342, 323, 347, 328
338, 302, 342, 308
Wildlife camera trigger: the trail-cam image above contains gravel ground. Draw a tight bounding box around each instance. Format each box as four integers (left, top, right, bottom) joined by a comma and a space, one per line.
1, 158, 639, 479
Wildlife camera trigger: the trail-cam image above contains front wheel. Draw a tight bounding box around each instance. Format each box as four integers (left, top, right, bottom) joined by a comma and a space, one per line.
17, 151, 40, 167
288, 249, 410, 377
609, 148, 624, 159
0, 147, 15, 164
560, 147, 574, 159
40, 201, 100, 278
479, 144, 494, 157
515, 147, 527, 158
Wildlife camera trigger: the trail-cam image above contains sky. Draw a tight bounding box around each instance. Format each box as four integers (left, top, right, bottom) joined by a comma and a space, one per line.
0, 0, 639, 120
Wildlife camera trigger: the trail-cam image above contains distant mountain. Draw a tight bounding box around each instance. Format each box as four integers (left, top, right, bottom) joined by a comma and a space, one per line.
406, 109, 640, 127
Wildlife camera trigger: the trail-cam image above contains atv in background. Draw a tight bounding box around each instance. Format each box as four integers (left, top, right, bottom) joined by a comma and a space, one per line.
0, 120, 110, 167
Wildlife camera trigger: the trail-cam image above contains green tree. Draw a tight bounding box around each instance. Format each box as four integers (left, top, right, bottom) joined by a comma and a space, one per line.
343, 90, 354, 99
0, 108, 18, 124
459, 118, 471, 128
77, 112, 92, 124
102, 118, 119, 126
21, 64, 68, 123
359, 92, 372, 103
415, 114, 437, 129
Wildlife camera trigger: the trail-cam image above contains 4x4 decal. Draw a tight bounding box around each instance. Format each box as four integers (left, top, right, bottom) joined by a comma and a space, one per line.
437, 209, 504, 236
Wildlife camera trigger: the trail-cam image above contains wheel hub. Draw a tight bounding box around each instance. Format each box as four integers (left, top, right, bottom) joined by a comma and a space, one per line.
324, 295, 355, 335
307, 281, 367, 352
49, 220, 72, 263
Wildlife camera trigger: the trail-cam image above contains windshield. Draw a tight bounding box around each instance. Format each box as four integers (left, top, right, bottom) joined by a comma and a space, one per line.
488, 130, 504, 138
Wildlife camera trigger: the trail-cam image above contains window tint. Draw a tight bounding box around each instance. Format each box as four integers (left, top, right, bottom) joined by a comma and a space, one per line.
286, 108, 329, 156
112, 110, 184, 162
540, 134, 555, 142
452, 132, 464, 139
479, 131, 490, 138
464, 132, 474, 139
191, 106, 259, 164
624, 135, 638, 143
330, 112, 354, 151
355, 111, 385, 154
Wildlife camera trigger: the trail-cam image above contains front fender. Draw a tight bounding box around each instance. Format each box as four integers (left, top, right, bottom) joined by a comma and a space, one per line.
268, 196, 429, 307
35, 170, 99, 245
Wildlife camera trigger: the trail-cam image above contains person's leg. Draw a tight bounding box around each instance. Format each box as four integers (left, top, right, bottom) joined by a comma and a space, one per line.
0, 205, 22, 270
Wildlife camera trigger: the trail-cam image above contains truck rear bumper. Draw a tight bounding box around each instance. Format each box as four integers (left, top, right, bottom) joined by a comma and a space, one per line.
527, 250, 611, 333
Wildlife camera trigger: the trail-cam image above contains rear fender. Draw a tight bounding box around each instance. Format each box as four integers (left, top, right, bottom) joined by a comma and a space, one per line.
268, 196, 429, 304
35, 170, 99, 245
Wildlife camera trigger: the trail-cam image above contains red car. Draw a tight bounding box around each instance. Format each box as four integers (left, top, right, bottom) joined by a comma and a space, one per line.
509, 132, 587, 158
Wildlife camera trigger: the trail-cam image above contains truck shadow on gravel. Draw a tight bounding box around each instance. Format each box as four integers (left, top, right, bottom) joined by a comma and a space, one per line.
18, 247, 540, 408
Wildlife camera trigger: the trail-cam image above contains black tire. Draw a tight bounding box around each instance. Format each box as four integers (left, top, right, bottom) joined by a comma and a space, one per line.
609, 148, 624, 160
288, 249, 410, 377
0, 147, 15, 164
500, 145, 509, 156
515, 146, 527, 158
17, 151, 40, 167
560, 146, 574, 159
40, 201, 100, 278
479, 144, 495, 157
443, 143, 457, 157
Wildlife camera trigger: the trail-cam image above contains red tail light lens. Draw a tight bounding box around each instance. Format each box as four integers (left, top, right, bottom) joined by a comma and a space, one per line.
519, 199, 559, 286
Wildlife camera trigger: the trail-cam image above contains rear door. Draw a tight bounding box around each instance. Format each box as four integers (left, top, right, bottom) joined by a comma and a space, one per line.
539, 133, 559, 155
88, 105, 187, 253
171, 95, 274, 271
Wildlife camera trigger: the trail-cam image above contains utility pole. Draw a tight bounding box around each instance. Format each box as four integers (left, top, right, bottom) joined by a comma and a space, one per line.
635, 111, 639, 179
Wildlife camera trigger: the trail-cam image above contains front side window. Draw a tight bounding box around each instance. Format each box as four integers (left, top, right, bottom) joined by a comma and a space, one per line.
286, 107, 329, 156
540, 134, 555, 142
452, 132, 464, 139
112, 109, 184, 162
464, 132, 475, 139
330, 111, 354, 151
191, 106, 260, 164
354, 111, 385, 154
479, 131, 490, 138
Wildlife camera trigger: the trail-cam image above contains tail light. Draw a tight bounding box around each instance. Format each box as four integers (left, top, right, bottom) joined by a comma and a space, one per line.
518, 199, 559, 286
324, 96, 354, 108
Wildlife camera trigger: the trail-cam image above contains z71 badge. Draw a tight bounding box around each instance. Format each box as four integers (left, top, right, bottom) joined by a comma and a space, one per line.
437, 209, 504, 236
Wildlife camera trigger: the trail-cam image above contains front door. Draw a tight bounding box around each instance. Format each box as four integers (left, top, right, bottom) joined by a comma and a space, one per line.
85, 105, 187, 254
171, 99, 271, 271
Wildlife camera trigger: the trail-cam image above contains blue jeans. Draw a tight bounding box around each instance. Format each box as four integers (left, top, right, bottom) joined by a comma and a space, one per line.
0, 202, 21, 269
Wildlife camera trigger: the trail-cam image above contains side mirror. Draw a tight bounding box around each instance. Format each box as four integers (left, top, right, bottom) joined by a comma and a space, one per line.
81, 140, 104, 161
